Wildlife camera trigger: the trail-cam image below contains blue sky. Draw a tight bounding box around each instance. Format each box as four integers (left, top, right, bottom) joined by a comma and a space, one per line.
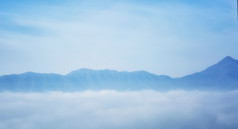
0, 0, 237, 77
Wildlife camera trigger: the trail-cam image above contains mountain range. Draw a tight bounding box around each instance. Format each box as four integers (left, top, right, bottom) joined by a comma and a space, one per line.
0, 56, 238, 91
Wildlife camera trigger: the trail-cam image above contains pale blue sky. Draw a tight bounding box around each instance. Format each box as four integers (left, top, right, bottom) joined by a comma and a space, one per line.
0, 0, 237, 77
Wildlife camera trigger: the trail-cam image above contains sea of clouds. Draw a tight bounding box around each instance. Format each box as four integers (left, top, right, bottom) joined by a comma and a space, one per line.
1, 90, 238, 129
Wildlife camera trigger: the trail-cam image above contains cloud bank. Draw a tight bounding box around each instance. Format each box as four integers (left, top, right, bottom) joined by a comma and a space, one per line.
0, 90, 238, 129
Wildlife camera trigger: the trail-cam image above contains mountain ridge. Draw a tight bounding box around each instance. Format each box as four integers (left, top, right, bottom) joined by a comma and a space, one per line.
0, 56, 238, 91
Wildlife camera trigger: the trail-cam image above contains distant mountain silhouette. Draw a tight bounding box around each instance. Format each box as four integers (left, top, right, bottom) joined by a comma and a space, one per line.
177, 56, 238, 90
0, 56, 238, 91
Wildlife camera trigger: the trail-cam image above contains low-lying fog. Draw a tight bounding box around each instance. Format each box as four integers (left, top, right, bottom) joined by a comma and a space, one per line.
1, 90, 238, 129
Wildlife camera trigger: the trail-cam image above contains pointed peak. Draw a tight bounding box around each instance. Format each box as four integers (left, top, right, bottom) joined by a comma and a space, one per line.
220, 56, 236, 62
215, 56, 238, 67
223, 56, 234, 60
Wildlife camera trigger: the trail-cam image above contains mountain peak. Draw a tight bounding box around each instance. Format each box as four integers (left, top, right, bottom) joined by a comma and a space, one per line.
66, 68, 119, 76
216, 56, 237, 66
188, 56, 238, 78
221, 56, 235, 62
67, 68, 95, 75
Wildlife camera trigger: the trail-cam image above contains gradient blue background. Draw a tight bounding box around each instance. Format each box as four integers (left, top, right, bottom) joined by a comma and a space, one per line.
0, 0, 237, 77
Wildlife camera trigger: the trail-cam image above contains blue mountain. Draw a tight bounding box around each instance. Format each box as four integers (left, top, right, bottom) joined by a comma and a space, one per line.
0, 56, 237, 91
178, 56, 238, 90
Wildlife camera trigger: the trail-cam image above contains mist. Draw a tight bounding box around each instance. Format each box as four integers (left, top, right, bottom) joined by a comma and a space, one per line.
1, 89, 238, 129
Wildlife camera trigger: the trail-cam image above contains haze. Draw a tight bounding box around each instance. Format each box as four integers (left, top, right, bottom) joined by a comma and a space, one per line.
0, 0, 237, 77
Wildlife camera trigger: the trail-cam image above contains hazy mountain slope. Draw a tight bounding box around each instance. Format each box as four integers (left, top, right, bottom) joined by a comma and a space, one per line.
0, 69, 172, 91
177, 56, 238, 89
0, 56, 238, 91
0, 72, 67, 91
66, 68, 172, 90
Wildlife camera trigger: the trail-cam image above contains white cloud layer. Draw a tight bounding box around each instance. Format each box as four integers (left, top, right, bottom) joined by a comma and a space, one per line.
0, 90, 238, 129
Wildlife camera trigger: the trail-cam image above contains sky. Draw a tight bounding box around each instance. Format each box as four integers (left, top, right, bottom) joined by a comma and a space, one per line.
0, 0, 237, 77
1, 90, 238, 129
